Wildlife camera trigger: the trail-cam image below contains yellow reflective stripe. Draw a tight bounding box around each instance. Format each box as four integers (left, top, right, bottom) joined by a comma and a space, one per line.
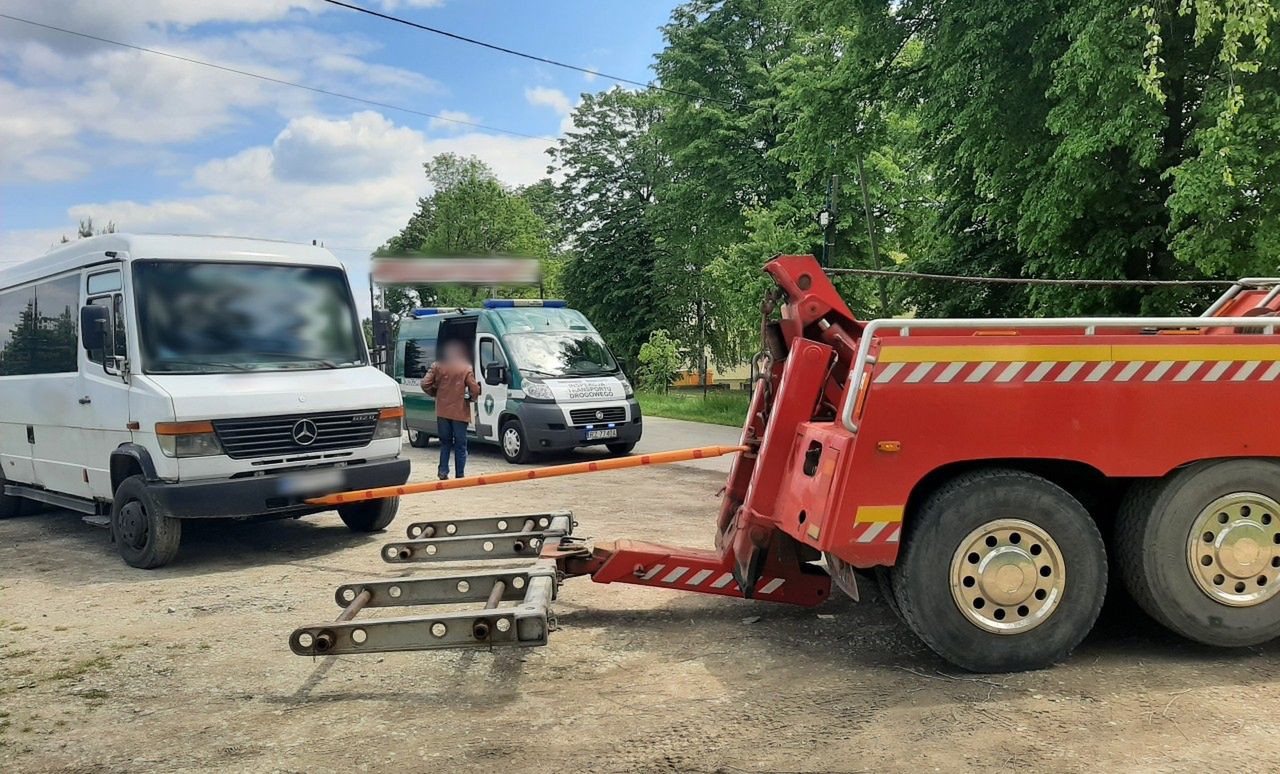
878, 343, 1280, 365
855, 505, 904, 523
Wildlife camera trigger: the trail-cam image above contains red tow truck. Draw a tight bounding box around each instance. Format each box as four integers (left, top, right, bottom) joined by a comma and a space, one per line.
292, 255, 1280, 672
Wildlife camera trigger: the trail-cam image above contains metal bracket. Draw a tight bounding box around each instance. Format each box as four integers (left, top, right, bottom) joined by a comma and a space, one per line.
381, 512, 574, 563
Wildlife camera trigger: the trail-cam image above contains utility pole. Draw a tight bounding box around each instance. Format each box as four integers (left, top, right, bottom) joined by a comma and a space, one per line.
818, 174, 837, 268
856, 153, 890, 315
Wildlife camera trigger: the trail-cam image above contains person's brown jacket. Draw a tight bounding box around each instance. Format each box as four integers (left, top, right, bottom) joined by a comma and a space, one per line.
421, 361, 481, 422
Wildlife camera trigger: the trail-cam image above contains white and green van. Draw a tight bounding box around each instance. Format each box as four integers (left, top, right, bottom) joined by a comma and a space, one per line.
394, 300, 642, 463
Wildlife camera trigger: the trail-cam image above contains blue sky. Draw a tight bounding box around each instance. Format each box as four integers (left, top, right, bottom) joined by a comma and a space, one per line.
0, 0, 679, 308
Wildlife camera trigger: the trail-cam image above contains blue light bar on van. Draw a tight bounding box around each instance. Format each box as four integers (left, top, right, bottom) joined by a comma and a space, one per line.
411, 308, 446, 317
483, 299, 567, 309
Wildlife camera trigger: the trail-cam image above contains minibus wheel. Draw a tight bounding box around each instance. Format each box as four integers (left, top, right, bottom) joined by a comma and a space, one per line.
500, 419, 533, 464
408, 429, 431, 448
606, 442, 636, 456
338, 496, 398, 532
110, 476, 182, 569
890, 468, 1107, 672
0, 470, 22, 518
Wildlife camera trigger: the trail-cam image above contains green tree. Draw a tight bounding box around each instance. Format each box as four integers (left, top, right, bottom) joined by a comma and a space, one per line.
548, 87, 671, 364
636, 329, 684, 392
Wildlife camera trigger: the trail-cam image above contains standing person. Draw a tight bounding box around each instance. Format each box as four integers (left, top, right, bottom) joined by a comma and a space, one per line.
420, 340, 480, 480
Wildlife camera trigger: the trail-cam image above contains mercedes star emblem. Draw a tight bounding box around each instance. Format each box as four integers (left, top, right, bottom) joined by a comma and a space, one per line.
291, 419, 318, 446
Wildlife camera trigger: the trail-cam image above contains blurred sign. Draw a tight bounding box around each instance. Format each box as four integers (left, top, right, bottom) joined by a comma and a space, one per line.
372, 257, 541, 286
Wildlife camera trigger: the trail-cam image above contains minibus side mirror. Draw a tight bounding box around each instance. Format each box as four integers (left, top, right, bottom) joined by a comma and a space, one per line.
484, 364, 508, 386
80, 305, 109, 354
372, 310, 392, 349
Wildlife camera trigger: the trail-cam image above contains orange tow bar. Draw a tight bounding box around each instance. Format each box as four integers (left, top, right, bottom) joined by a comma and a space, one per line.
305, 444, 748, 506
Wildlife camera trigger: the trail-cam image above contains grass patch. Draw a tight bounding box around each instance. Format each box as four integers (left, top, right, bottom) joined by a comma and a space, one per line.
637, 390, 750, 427
49, 655, 115, 682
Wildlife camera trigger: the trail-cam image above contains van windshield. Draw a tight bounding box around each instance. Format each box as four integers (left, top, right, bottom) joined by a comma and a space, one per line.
133, 261, 365, 374
504, 332, 617, 378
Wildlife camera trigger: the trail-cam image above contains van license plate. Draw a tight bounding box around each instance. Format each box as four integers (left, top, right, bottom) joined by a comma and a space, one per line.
278, 469, 344, 496
585, 428, 618, 441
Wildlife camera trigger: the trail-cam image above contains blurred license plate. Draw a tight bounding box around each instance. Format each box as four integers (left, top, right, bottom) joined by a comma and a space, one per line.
585, 428, 618, 441
277, 469, 344, 496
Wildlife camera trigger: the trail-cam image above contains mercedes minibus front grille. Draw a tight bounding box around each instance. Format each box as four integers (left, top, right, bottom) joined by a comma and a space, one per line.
213, 410, 379, 459
569, 406, 627, 426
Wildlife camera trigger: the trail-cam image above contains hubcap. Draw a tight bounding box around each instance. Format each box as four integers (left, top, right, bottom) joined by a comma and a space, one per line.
503, 428, 521, 458
118, 500, 149, 549
950, 519, 1065, 634
1187, 492, 1280, 607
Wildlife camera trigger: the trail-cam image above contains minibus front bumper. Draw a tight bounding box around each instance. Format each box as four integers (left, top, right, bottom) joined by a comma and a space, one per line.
147, 458, 411, 519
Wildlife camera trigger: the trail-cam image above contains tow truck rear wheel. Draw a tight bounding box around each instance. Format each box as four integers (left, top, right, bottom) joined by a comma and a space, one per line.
1114, 459, 1280, 647
891, 469, 1107, 673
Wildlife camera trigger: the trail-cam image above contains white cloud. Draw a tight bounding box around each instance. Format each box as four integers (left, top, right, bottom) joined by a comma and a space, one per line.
583, 67, 599, 84
524, 86, 573, 116
427, 109, 481, 133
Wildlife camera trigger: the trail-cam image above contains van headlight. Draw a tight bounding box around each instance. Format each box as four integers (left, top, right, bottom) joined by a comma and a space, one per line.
373, 406, 404, 440
523, 381, 553, 400
155, 421, 223, 458
621, 378, 634, 397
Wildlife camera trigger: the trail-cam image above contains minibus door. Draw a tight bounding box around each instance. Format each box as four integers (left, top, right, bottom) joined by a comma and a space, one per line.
78, 271, 133, 499
476, 335, 508, 443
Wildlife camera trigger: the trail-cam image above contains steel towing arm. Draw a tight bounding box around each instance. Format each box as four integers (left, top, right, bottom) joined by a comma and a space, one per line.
289, 255, 862, 657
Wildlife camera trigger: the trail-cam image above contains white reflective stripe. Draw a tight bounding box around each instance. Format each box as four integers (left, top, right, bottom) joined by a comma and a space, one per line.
995, 362, 1025, 383
1174, 361, 1202, 382
758, 578, 785, 595
641, 564, 666, 581
1026, 362, 1055, 382
858, 522, 888, 543
710, 572, 735, 589
1203, 361, 1231, 382
885, 525, 901, 543
1263, 362, 1280, 381
1145, 361, 1175, 381
686, 569, 713, 587
1055, 361, 1085, 382
965, 362, 996, 382
905, 362, 934, 383
934, 362, 964, 383
1114, 361, 1143, 382
661, 567, 689, 584
1234, 361, 1262, 381
1084, 362, 1113, 382
874, 362, 905, 384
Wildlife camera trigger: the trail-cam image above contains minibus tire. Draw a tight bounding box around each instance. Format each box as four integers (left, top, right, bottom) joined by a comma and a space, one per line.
0, 472, 21, 518
890, 469, 1107, 673
338, 496, 398, 532
110, 476, 182, 569
606, 442, 636, 456
408, 429, 431, 448
500, 419, 533, 464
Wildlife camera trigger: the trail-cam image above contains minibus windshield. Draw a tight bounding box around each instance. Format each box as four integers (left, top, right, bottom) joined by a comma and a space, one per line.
133, 261, 365, 374
504, 332, 617, 378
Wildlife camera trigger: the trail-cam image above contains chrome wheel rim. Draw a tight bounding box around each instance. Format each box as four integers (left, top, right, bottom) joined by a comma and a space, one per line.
1187, 492, 1280, 607
502, 428, 521, 458
950, 518, 1065, 634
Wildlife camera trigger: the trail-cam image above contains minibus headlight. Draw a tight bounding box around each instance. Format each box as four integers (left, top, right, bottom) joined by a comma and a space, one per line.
523, 381, 553, 400
621, 378, 634, 398
373, 406, 404, 440
155, 421, 223, 458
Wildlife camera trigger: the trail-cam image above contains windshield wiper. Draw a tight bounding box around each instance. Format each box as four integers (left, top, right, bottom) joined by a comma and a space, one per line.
247, 352, 344, 369
154, 359, 254, 372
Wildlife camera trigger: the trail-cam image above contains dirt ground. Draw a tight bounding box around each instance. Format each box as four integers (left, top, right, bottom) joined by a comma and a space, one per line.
4, 442, 1280, 773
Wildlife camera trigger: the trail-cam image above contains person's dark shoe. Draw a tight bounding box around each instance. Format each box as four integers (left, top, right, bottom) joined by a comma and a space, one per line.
438, 474, 448, 481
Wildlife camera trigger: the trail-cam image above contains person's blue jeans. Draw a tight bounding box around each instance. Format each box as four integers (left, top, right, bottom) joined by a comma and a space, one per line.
437, 418, 468, 478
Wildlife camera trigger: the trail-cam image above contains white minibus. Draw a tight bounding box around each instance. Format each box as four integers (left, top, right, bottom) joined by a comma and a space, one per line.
0, 234, 409, 568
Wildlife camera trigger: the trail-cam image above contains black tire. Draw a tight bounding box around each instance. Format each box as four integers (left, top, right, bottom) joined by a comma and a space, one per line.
1114, 459, 1280, 647
500, 419, 533, 464
872, 566, 905, 623
0, 468, 22, 519
110, 475, 182, 569
890, 469, 1107, 673
338, 497, 399, 532
408, 429, 431, 448
606, 442, 636, 456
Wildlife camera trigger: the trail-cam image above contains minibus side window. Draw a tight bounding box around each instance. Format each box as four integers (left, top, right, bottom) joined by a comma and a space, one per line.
32, 275, 79, 374
403, 339, 436, 380
0, 284, 35, 376
479, 339, 506, 371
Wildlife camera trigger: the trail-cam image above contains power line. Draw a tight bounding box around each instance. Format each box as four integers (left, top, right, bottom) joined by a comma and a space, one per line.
321, 0, 741, 109
0, 13, 555, 141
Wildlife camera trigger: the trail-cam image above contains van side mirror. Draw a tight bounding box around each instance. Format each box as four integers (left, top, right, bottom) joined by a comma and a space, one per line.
484, 363, 507, 386
372, 309, 392, 349
80, 305, 109, 353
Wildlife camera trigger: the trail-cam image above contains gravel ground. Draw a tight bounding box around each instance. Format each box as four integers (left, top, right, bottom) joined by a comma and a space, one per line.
3, 439, 1280, 772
